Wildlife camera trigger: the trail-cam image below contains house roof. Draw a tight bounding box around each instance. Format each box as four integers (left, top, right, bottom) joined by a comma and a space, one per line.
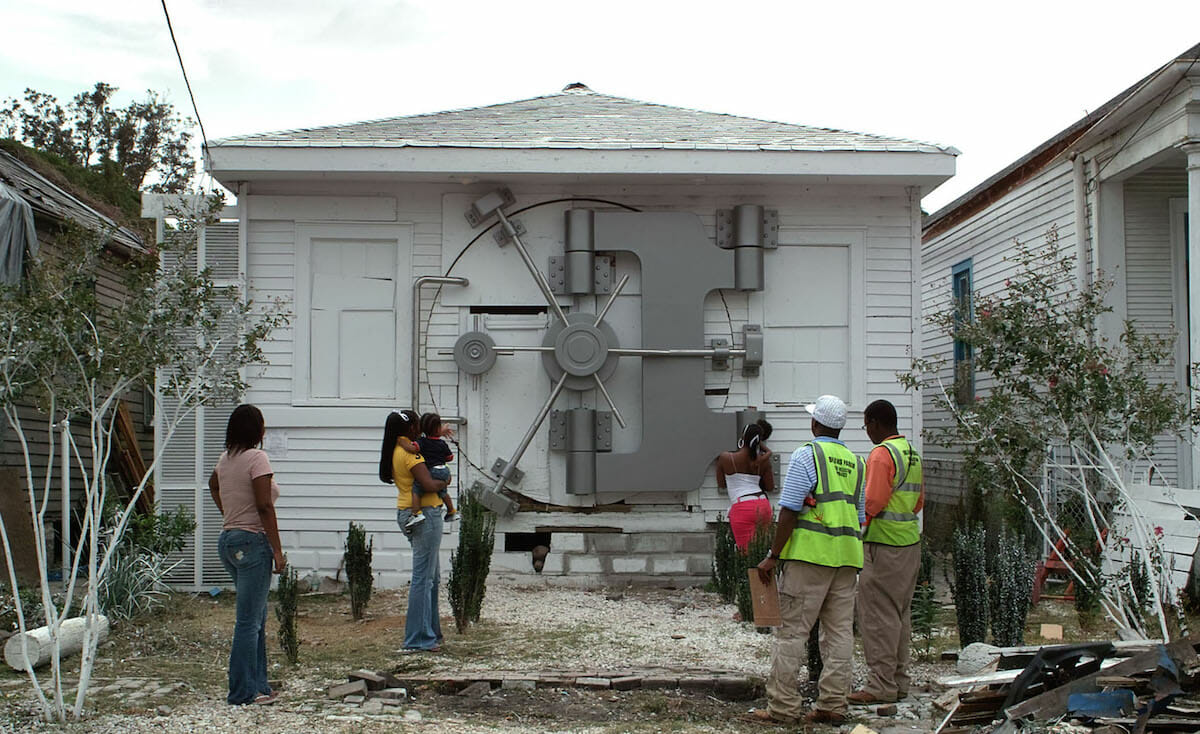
923, 42, 1200, 241
212, 85, 954, 154
0, 149, 144, 252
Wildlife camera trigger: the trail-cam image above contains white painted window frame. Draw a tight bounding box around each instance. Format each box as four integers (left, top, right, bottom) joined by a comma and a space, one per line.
292, 222, 415, 407
1170, 197, 1191, 488
749, 226, 867, 410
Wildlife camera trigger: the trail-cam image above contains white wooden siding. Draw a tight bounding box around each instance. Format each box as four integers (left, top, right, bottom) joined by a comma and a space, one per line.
1124, 167, 1189, 486
921, 161, 1079, 503
216, 182, 921, 586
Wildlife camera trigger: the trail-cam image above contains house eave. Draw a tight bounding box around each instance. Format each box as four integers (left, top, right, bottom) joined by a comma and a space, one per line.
207, 146, 955, 190
924, 51, 1200, 241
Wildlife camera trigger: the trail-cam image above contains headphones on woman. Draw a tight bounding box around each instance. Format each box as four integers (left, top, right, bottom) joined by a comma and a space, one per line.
738, 425, 761, 450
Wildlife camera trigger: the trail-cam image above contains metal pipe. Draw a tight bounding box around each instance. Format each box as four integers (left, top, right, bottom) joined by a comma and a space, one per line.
593, 274, 630, 327
412, 276, 469, 413
609, 348, 748, 357
491, 372, 568, 495
495, 209, 569, 326
592, 375, 626, 428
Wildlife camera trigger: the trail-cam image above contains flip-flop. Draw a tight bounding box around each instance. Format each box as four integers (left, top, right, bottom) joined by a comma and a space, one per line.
252, 693, 277, 705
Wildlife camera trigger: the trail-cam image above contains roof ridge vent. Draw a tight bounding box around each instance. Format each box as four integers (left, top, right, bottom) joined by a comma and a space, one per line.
561, 82, 593, 94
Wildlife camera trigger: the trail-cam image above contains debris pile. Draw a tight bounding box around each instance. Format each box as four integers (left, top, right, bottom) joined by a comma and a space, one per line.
934, 638, 1200, 732
326, 669, 410, 714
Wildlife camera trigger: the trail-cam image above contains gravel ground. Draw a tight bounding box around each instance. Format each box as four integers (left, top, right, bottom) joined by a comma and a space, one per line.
0, 580, 953, 733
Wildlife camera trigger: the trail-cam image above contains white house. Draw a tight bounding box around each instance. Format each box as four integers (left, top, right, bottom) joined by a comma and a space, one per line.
921, 43, 1200, 504
159, 85, 955, 589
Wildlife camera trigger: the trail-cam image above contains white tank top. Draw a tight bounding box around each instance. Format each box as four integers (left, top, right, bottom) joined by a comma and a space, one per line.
726, 472, 765, 503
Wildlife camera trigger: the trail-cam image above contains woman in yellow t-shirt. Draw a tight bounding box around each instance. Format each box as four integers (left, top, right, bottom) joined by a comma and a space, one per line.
378, 410, 449, 651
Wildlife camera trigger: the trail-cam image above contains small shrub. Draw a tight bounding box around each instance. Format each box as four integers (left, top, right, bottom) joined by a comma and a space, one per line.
97, 544, 173, 620
912, 544, 938, 660
344, 522, 374, 621
275, 565, 300, 664
0, 583, 47, 632
125, 506, 195, 555
711, 518, 737, 603
448, 489, 496, 632
988, 528, 1034, 646
734, 521, 774, 622
951, 523, 989, 645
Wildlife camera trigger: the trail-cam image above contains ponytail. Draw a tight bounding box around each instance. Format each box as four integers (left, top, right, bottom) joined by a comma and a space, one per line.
379, 410, 418, 483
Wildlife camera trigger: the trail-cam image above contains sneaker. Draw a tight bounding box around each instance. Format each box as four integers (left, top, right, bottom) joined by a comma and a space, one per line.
443, 510, 459, 522
404, 513, 426, 530
252, 692, 277, 706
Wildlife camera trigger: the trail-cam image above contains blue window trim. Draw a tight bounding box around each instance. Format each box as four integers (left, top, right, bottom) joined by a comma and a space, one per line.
951, 259, 974, 402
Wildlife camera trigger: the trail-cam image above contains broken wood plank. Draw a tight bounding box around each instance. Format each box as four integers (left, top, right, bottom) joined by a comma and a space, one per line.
1005, 639, 1198, 723
940, 656, 1119, 688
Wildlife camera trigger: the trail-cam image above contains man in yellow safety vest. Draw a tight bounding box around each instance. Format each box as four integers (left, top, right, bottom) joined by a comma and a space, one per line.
849, 399, 924, 706
752, 395, 864, 726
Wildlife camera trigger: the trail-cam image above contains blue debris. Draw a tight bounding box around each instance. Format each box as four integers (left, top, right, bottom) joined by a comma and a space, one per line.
209, 587, 222, 597
1068, 690, 1137, 718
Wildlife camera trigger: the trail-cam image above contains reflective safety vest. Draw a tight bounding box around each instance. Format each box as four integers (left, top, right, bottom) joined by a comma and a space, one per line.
780, 441, 865, 569
863, 436, 923, 547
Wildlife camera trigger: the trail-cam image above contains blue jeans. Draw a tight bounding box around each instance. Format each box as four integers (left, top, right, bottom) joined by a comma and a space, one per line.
398, 506, 444, 649
218, 529, 273, 704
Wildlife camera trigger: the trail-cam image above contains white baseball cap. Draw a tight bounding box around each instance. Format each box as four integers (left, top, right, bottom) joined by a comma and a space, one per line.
806, 395, 848, 430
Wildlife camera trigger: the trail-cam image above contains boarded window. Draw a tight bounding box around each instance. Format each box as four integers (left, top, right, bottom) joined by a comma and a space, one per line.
294, 223, 413, 404
763, 244, 851, 402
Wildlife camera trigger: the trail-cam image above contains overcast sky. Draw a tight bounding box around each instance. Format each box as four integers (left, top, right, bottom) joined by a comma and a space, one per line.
3, 1, 1197, 212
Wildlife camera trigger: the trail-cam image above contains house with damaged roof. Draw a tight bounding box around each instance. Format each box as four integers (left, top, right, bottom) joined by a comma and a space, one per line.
153, 84, 956, 589
921, 43, 1200, 511
0, 145, 153, 582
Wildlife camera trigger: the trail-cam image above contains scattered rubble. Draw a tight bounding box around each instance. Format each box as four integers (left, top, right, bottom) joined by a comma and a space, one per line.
935, 638, 1200, 733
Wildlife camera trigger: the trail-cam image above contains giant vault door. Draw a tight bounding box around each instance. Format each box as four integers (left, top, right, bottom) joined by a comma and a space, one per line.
443, 191, 772, 514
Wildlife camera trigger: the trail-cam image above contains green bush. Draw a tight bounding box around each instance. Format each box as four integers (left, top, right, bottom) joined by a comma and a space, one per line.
988, 528, 1035, 646
951, 523, 989, 645
912, 544, 938, 660
275, 565, 300, 664
734, 521, 775, 623
97, 544, 172, 620
344, 522, 373, 621
711, 518, 737, 603
448, 489, 496, 633
125, 506, 195, 555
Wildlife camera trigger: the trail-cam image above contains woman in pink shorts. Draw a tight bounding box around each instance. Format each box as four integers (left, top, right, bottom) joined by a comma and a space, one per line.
716, 419, 775, 550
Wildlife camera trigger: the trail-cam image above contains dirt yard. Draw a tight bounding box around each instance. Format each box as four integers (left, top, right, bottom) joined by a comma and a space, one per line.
0, 579, 1097, 733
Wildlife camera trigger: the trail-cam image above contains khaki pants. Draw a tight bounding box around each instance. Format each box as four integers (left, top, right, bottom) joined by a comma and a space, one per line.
765, 561, 857, 719
857, 542, 922, 700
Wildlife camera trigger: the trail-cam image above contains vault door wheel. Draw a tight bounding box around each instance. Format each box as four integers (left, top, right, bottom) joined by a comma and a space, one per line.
453, 190, 760, 515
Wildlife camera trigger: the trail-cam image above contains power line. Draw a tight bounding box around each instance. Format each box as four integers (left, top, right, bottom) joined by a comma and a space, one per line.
160, 0, 211, 169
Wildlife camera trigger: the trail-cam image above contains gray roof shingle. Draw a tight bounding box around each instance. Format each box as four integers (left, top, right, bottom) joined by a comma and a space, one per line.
212, 87, 952, 154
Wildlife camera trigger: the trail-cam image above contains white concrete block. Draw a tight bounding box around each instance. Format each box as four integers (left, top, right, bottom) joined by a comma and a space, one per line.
540, 554, 565, 575
317, 550, 344, 569
552, 533, 586, 552
651, 558, 688, 574
567, 556, 603, 574
612, 557, 648, 573
490, 551, 534, 573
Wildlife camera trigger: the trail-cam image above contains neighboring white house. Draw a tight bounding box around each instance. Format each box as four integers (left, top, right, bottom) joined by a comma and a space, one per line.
921, 43, 1200, 505
158, 85, 955, 589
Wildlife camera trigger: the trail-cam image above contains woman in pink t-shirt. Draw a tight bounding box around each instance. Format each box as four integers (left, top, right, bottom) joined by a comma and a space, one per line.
207, 404, 285, 706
